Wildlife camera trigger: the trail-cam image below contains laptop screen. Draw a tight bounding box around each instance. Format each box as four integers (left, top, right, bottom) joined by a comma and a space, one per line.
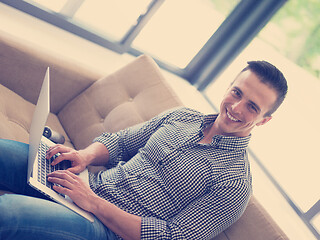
27, 67, 50, 180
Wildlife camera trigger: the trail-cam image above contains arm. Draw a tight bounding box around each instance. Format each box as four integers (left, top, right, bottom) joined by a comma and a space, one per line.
78, 142, 110, 166
48, 107, 182, 172
48, 170, 250, 240
48, 170, 141, 240
47, 142, 109, 173
90, 194, 141, 240
140, 180, 252, 239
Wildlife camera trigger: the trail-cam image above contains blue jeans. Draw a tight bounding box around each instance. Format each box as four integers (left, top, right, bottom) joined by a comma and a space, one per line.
0, 139, 118, 240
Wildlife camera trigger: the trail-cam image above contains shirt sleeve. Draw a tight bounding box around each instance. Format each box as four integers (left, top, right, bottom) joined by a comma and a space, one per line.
93, 107, 182, 167
140, 179, 252, 240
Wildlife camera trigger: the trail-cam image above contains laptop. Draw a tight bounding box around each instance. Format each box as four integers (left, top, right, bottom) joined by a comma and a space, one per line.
27, 67, 94, 222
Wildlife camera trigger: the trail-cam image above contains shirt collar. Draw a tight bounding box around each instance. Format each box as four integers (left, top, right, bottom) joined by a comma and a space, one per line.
202, 114, 251, 151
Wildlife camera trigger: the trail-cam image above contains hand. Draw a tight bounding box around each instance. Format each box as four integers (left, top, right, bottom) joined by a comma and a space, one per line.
46, 145, 89, 174
47, 170, 98, 212
48, 170, 142, 240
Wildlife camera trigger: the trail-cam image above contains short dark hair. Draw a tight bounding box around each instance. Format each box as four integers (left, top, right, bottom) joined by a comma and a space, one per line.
241, 61, 288, 116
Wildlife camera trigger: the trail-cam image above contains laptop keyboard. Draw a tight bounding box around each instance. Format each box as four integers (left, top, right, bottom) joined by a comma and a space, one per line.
37, 141, 71, 193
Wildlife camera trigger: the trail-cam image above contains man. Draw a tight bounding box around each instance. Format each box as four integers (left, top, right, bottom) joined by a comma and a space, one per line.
0, 60, 288, 240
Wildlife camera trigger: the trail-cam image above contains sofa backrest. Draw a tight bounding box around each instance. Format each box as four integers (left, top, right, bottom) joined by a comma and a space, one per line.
58, 55, 183, 150
0, 30, 100, 114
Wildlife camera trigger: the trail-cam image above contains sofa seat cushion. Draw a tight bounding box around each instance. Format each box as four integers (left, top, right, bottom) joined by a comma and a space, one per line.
58, 55, 182, 150
0, 83, 73, 147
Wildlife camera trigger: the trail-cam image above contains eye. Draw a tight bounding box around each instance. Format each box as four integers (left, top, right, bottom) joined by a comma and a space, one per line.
231, 89, 241, 98
248, 103, 258, 113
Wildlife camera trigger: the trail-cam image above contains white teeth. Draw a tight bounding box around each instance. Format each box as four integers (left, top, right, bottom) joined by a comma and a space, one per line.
227, 111, 240, 122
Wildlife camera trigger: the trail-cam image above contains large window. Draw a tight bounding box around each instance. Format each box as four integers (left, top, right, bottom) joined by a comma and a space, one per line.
204, 0, 320, 238
258, 0, 320, 79
5, 0, 240, 71
132, 0, 239, 68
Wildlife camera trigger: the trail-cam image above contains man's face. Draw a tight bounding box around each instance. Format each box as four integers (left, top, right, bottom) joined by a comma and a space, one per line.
215, 70, 278, 137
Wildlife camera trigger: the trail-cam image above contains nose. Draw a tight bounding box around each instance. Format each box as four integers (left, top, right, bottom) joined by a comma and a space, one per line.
231, 100, 244, 114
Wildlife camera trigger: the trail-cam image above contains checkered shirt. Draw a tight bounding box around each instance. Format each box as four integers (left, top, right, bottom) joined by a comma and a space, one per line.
90, 107, 252, 239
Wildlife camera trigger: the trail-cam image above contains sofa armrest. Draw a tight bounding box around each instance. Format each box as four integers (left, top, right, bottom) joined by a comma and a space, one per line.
0, 30, 101, 114
213, 196, 289, 240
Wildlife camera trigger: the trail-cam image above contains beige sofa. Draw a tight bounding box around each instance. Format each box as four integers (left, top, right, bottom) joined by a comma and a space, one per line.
0, 30, 289, 240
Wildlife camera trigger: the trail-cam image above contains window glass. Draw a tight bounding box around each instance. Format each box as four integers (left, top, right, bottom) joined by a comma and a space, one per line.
24, 0, 152, 41
24, 0, 239, 69
258, 0, 320, 79
24, 0, 68, 12
132, 0, 240, 68
74, 0, 151, 41
205, 0, 320, 225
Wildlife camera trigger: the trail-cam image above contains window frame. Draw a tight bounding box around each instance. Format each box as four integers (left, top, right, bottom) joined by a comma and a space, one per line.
1, 0, 165, 54
1, 0, 286, 85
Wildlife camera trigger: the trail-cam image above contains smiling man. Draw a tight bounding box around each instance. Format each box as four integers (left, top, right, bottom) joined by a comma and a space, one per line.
212, 67, 278, 137
0, 60, 288, 240
200, 61, 287, 144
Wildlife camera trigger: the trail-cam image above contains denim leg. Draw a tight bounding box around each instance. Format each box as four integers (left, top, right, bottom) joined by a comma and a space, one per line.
0, 139, 118, 239
0, 194, 118, 240
0, 139, 45, 198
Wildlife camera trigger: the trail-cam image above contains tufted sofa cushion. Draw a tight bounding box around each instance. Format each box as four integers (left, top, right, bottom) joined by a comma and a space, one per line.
58, 55, 183, 150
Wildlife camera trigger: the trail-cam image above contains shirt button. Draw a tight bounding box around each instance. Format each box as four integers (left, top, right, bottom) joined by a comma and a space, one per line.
128, 97, 133, 102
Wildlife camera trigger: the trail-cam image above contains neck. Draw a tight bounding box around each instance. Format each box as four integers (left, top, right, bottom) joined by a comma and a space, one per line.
199, 123, 219, 144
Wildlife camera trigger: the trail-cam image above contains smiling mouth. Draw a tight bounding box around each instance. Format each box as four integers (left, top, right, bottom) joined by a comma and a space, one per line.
226, 110, 241, 122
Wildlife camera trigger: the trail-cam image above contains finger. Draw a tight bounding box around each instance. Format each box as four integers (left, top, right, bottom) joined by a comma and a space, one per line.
51, 151, 75, 166
48, 171, 75, 188
48, 170, 78, 181
52, 184, 70, 196
50, 154, 64, 166
48, 176, 73, 190
66, 170, 81, 180
46, 145, 57, 159
48, 170, 73, 181
46, 144, 63, 157
50, 153, 74, 166
67, 165, 82, 174
46, 145, 71, 159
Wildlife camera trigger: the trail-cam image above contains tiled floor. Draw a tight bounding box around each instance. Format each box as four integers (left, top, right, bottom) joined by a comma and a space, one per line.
0, 3, 317, 240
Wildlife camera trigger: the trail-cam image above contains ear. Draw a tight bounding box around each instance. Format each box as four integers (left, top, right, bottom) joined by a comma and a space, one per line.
256, 116, 272, 126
